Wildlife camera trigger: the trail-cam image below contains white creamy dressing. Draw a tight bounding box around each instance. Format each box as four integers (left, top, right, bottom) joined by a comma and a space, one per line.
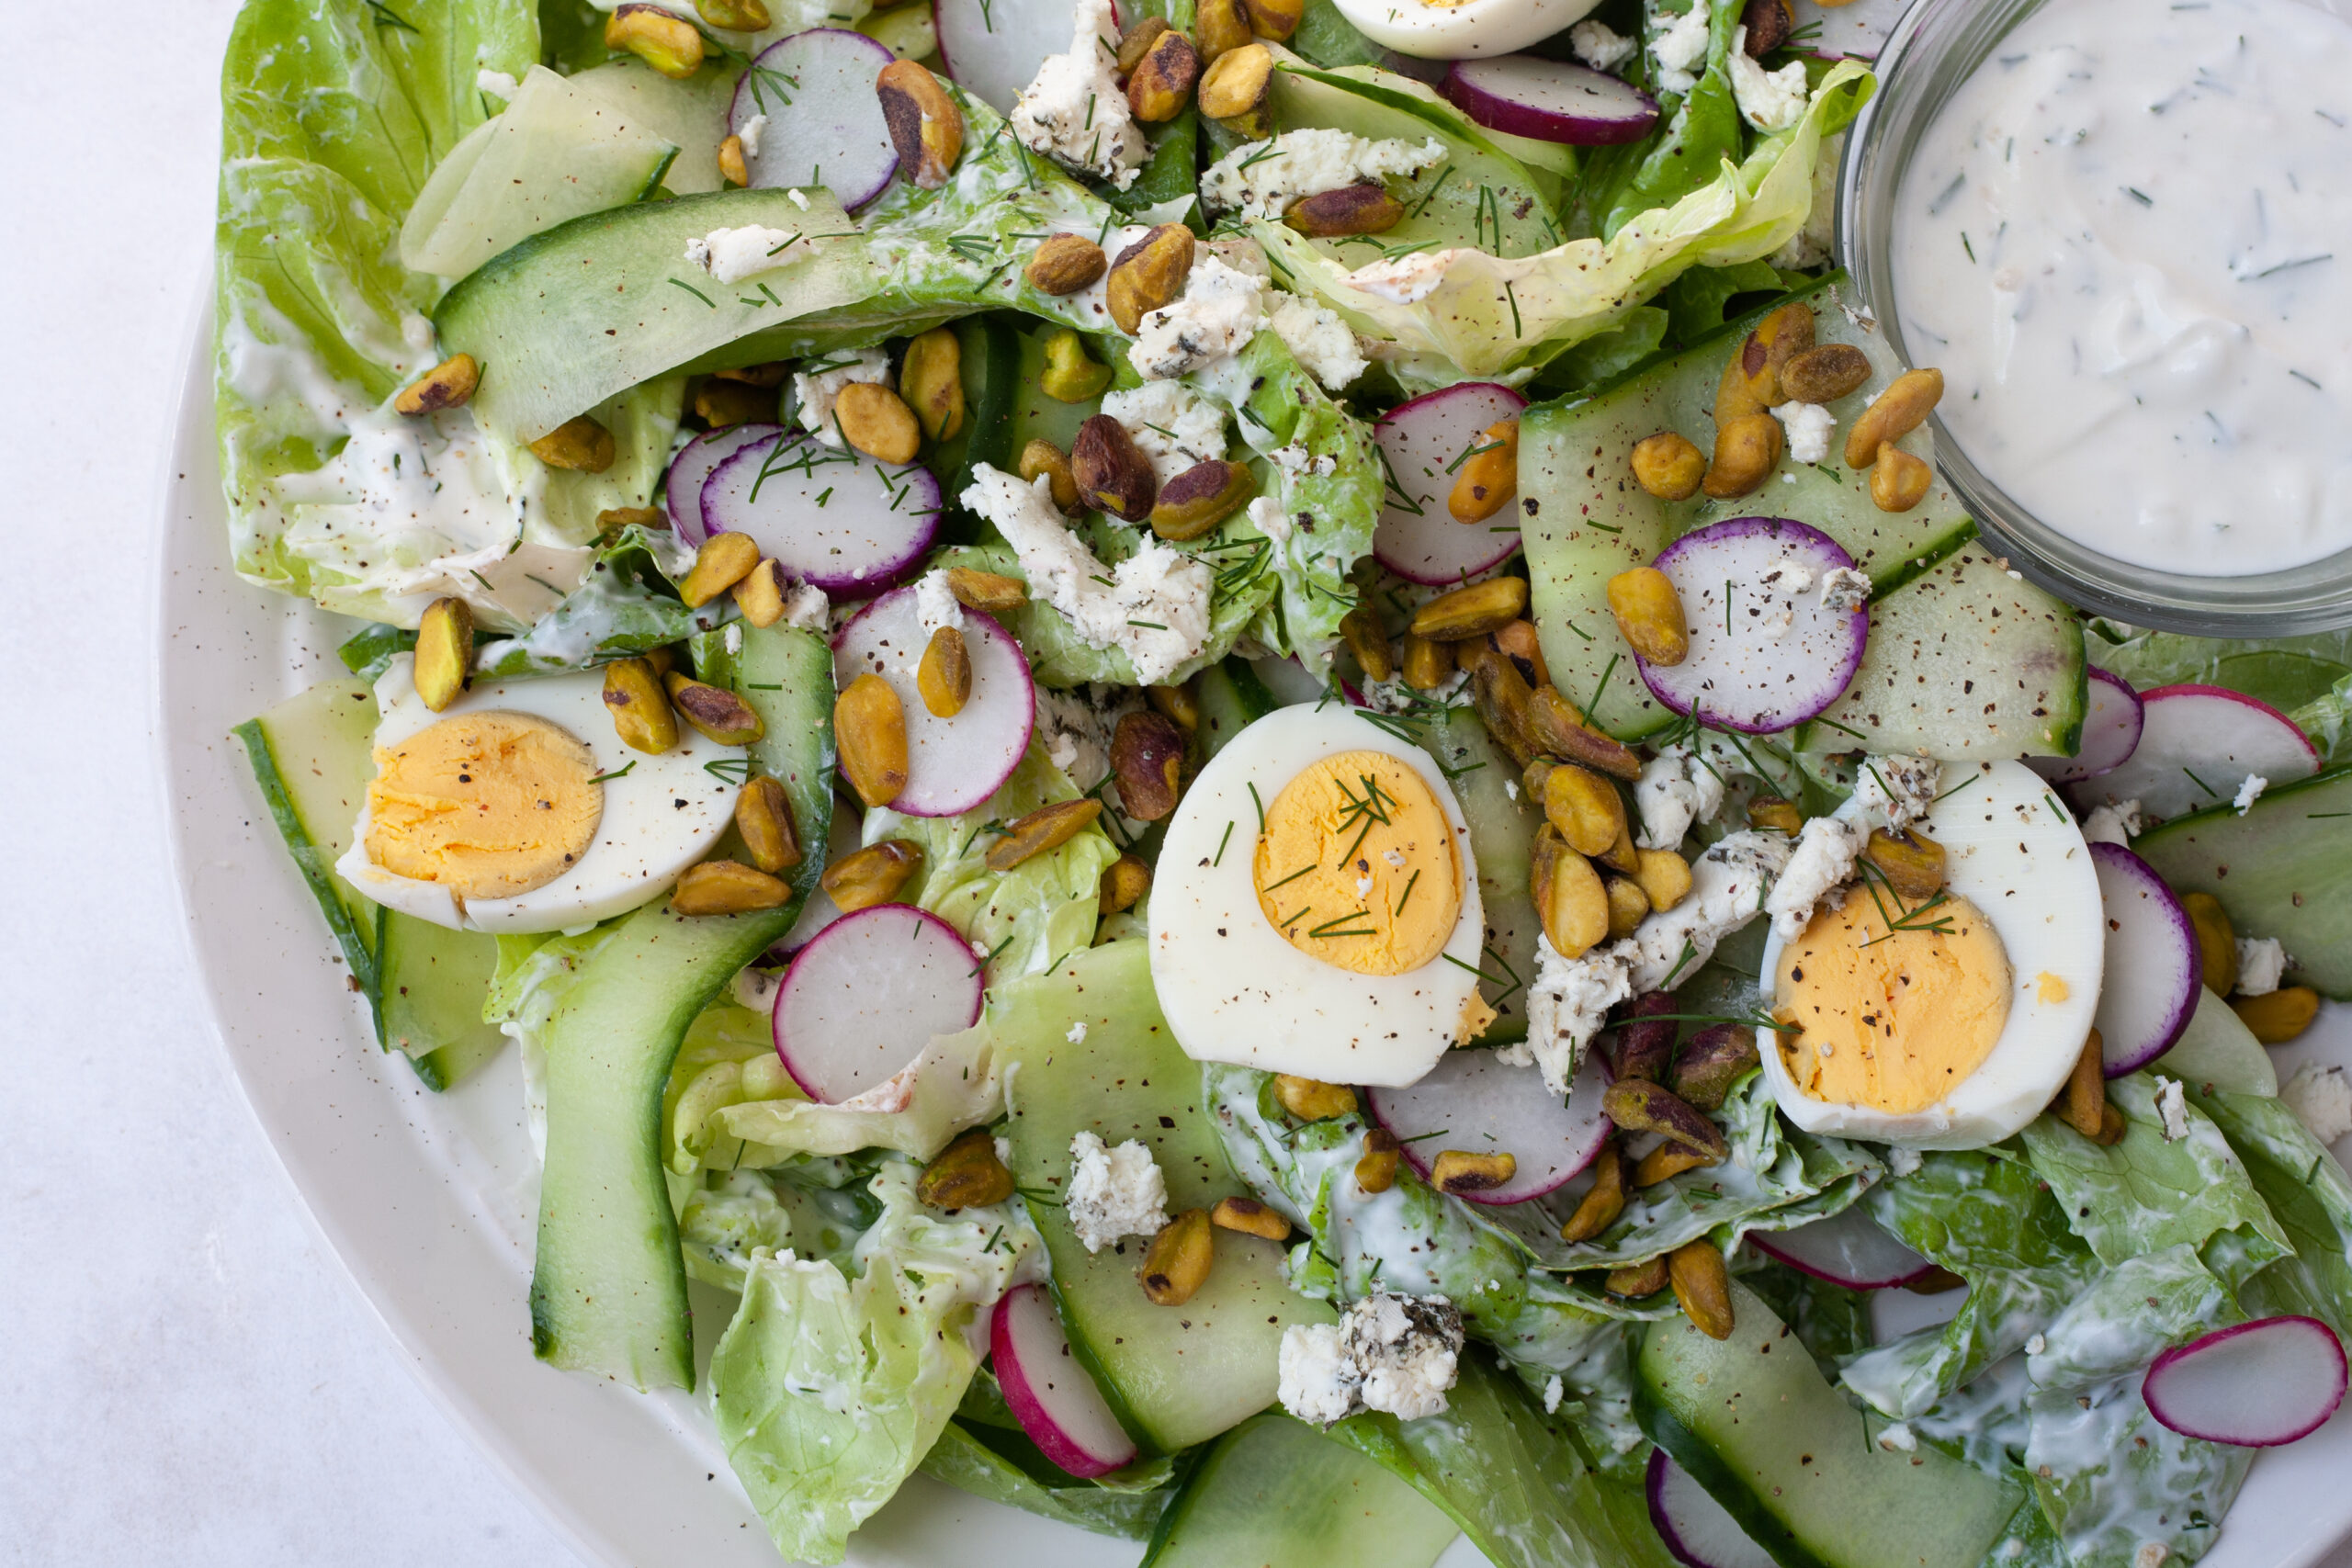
1893, 0, 2352, 575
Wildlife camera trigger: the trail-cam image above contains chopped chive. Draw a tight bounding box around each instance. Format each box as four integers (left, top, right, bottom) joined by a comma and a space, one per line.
668, 277, 718, 308
588, 761, 636, 784
1394, 868, 1421, 915
1214, 820, 1235, 865
1249, 782, 1265, 832
1261, 862, 1318, 894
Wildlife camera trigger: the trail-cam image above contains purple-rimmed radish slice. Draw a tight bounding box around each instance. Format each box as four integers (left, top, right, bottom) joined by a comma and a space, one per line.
1634, 519, 1869, 735
2088, 842, 2199, 1077
2071, 684, 2320, 820
991, 1284, 1139, 1478
666, 422, 781, 544
1372, 383, 1528, 587
1442, 57, 1661, 146
772, 903, 984, 1102
2030, 668, 2143, 785
1365, 1047, 1611, 1205
936, 0, 1119, 114
834, 586, 1035, 816
1747, 1205, 1934, 1290
703, 430, 942, 597
2143, 1315, 2347, 1448
1646, 1450, 1777, 1568
729, 29, 899, 212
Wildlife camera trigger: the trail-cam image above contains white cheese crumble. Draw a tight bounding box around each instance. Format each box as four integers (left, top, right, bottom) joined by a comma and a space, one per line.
1885, 1145, 1923, 1177
1746, 557, 1817, 641
1346, 246, 1458, 305
961, 466, 1213, 684
1277, 1292, 1464, 1425
914, 569, 965, 637
1635, 744, 1725, 851
2236, 937, 2288, 997
2154, 1076, 2189, 1142
1728, 26, 1811, 130
1768, 816, 1866, 940
1267, 292, 1370, 391
1818, 565, 1871, 615
1543, 1374, 1566, 1414
1067, 1021, 1090, 1044
738, 112, 768, 159
2282, 1062, 2352, 1145
1270, 440, 1338, 483
2233, 773, 2267, 814
475, 68, 520, 100
782, 581, 831, 632
684, 225, 806, 286
1034, 684, 1141, 792
1245, 494, 1294, 545
1010, 0, 1148, 188
1066, 1132, 1170, 1252
1876, 1422, 1917, 1453
792, 347, 892, 446
1130, 255, 1270, 381
1102, 381, 1228, 484
1649, 0, 1713, 96
2083, 798, 2143, 846
787, 187, 810, 210
1277, 1323, 1360, 1426
1201, 129, 1448, 220
1774, 400, 1837, 464
1570, 17, 1638, 71
1856, 754, 1942, 831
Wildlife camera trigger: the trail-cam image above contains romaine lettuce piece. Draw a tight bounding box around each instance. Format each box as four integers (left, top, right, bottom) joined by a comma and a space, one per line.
2190, 1086, 2352, 1340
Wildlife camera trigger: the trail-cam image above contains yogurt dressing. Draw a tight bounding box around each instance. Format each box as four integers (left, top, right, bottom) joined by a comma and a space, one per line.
1893, 0, 2352, 576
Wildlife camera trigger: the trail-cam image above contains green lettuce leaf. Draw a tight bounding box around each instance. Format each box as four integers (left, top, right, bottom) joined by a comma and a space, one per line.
2189, 1086, 2352, 1338
677, 1162, 880, 1290
916, 1422, 1174, 1540
716, 1023, 1004, 1161
470, 522, 721, 678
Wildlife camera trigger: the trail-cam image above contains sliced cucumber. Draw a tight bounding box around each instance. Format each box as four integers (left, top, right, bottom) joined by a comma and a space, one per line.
1415, 706, 1537, 1043
567, 58, 734, 196
1792, 543, 2086, 759
996, 941, 1335, 1453
2135, 764, 2352, 999
1142, 1413, 1461, 1568
378, 914, 507, 1090
1521, 277, 1976, 743
1636, 1280, 2023, 1568
1193, 657, 1280, 761
235, 677, 385, 999
528, 624, 833, 1390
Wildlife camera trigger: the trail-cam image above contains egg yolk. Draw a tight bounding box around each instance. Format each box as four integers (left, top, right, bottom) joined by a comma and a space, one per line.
364, 711, 603, 900
1253, 749, 1462, 976
1772, 886, 2013, 1115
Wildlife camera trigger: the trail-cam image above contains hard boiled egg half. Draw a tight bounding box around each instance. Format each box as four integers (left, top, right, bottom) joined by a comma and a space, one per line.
334, 655, 743, 933
1332, 0, 1601, 59
1758, 760, 2104, 1147
1150, 705, 1492, 1087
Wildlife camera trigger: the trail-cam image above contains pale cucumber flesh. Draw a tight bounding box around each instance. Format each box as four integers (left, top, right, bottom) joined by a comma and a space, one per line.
1141, 1413, 1461, 1568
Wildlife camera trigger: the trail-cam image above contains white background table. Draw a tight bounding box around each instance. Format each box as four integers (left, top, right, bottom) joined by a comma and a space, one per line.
6, 4, 2350, 1565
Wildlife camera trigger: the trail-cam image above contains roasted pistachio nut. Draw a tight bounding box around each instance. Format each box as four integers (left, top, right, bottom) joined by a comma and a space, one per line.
1340, 607, 1394, 683
2181, 891, 2237, 994
1491, 618, 1549, 690
1018, 438, 1081, 510
1115, 15, 1170, 73
596, 505, 664, 537
1606, 566, 1690, 667
2093, 1100, 2130, 1145
1533, 830, 1610, 959
899, 327, 966, 443
734, 557, 788, 627
1844, 367, 1944, 468
836, 671, 910, 808
876, 58, 962, 189
1025, 233, 1108, 297
1469, 647, 1542, 767
834, 382, 922, 465
1196, 41, 1274, 134
1612, 990, 1680, 1083
1702, 412, 1782, 500
1447, 419, 1521, 524
987, 798, 1104, 871
2234, 986, 2321, 1043
1284, 182, 1406, 239
1736, 302, 1816, 409
1559, 1143, 1626, 1242
1140, 1209, 1215, 1305
1606, 1257, 1670, 1299
945, 566, 1028, 615
1072, 414, 1159, 521
413, 596, 474, 713
1779, 343, 1872, 405
1871, 443, 1933, 513
1210, 1194, 1291, 1241
715, 361, 791, 388
1243, 0, 1303, 40
1672, 1023, 1760, 1112
665, 672, 767, 745
1276, 1075, 1358, 1121
1105, 224, 1196, 335
1149, 458, 1254, 541
820, 838, 922, 912
695, 0, 771, 28
605, 3, 704, 76
1632, 847, 1692, 913
1544, 761, 1626, 857
1410, 576, 1529, 641
1111, 709, 1186, 821
1668, 1240, 1735, 1339
1040, 328, 1114, 402
1713, 351, 1768, 428
1525, 685, 1645, 782
1747, 795, 1804, 834
695, 377, 775, 428
2057, 1030, 2107, 1140
915, 625, 972, 718
916, 1128, 1016, 1209
1629, 431, 1705, 502
1603, 874, 1650, 939
733, 774, 802, 874
1355, 1127, 1401, 1192
530, 413, 616, 472
680, 530, 762, 607
671, 859, 792, 915
394, 354, 480, 416
1127, 28, 1199, 122
1740, 0, 1793, 53
1099, 852, 1153, 915
1600, 1078, 1729, 1159
602, 657, 677, 753
1401, 632, 1453, 692
1863, 827, 1946, 899
1634, 1142, 1718, 1187
1148, 680, 1200, 730
1431, 1150, 1517, 1195
1193, 0, 1254, 62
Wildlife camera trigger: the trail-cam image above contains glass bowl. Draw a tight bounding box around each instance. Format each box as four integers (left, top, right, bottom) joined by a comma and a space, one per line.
1834, 0, 2352, 636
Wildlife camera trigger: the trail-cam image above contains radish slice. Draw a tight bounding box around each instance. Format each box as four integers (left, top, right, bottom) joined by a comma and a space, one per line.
703, 430, 943, 596
1646, 1450, 1777, 1568
1442, 57, 1661, 146
729, 29, 899, 213
2030, 668, 2143, 785
772, 903, 984, 1102
1365, 1047, 1611, 1205
2143, 1315, 2348, 1448
2073, 684, 2320, 820
666, 423, 781, 544
1635, 519, 1870, 734
2089, 842, 2200, 1077
935, 0, 1116, 114
832, 586, 1036, 817
1747, 1205, 1934, 1290
991, 1283, 1139, 1478
1372, 383, 1529, 587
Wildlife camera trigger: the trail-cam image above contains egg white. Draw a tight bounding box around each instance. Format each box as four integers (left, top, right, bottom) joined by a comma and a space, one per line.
1331, 0, 1601, 59
1148, 704, 1487, 1088
1757, 759, 2105, 1148
334, 655, 745, 933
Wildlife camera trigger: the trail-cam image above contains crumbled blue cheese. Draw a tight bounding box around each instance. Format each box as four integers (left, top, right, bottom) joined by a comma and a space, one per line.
1346, 246, 1457, 305
913, 569, 964, 637
2233, 773, 2267, 813
1774, 401, 1836, 464
1649, 0, 1713, 96
1746, 556, 1818, 640
1010, 0, 1148, 189
1635, 744, 1726, 850
476, 67, 520, 100
1130, 255, 1269, 380
2282, 1062, 2352, 1145
738, 112, 768, 159
792, 347, 892, 446
1277, 1323, 1359, 1426
1066, 1131, 1169, 1251
2154, 1077, 2189, 1142
1102, 381, 1228, 483
1766, 758, 1937, 938
1267, 292, 1369, 391
1855, 754, 1941, 832
1570, 17, 1638, 72
684, 225, 808, 285
2083, 798, 2143, 846
782, 581, 830, 632
1277, 1292, 1464, 1425
2235, 937, 2288, 997
1818, 564, 1871, 615
961, 466, 1213, 683
1728, 27, 1810, 130
1201, 129, 1447, 221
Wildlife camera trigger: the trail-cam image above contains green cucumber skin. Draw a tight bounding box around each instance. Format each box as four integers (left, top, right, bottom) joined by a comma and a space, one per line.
2135, 763, 2352, 999
1636, 1392, 1839, 1568
377, 911, 507, 1089
1193, 656, 1281, 761
235, 715, 379, 1002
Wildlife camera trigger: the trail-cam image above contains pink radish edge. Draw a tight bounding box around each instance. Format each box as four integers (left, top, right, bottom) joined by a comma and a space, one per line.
2072, 683, 2320, 821
666, 423, 780, 544
771, 902, 984, 1103
1365, 1047, 1611, 1206
991, 1283, 1139, 1478
2029, 668, 2143, 785
2142, 1315, 2348, 1448
2087, 842, 2199, 1077
1442, 56, 1661, 146
1372, 382, 1529, 587
833, 585, 1036, 818
1747, 1204, 1935, 1291
1636, 518, 1869, 735
1646, 1450, 1778, 1568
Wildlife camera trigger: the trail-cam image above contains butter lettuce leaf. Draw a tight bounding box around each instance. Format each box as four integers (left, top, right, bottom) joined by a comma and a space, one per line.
916, 1421, 1173, 1540
2189, 1085, 2352, 1338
